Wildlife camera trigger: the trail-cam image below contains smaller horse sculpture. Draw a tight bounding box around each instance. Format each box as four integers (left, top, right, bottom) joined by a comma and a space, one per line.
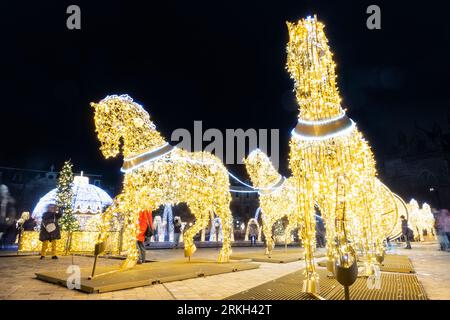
244, 149, 302, 255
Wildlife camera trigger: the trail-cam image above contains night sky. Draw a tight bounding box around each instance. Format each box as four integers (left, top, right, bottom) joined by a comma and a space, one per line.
1, 0, 449, 187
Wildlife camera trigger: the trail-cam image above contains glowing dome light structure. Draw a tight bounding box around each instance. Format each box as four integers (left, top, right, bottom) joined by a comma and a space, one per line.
287, 16, 386, 293
91, 95, 233, 270
32, 173, 113, 230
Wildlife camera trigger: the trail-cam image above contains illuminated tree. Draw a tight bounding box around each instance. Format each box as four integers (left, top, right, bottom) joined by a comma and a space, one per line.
57, 160, 79, 232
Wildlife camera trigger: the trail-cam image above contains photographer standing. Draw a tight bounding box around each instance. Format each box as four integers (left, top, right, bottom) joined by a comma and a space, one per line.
173, 217, 182, 249
137, 209, 153, 264
400, 215, 412, 250
39, 204, 62, 259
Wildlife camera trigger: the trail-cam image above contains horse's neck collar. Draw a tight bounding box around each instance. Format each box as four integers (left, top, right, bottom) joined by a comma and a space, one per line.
121, 143, 175, 173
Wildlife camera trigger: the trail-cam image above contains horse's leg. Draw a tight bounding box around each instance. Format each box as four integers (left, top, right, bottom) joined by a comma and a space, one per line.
90, 199, 123, 278
119, 207, 140, 270
284, 215, 297, 246
97, 198, 122, 250
262, 217, 274, 256
183, 207, 208, 260
216, 207, 232, 263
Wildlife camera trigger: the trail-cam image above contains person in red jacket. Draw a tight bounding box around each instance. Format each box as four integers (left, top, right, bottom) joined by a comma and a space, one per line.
137, 209, 153, 264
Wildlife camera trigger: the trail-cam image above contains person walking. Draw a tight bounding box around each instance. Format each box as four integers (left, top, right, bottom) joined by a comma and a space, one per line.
444, 209, 450, 247
173, 216, 182, 249
39, 204, 62, 259
137, 209, 153, 264
0, 185, 17, 248
400, 215, 412, 249
315, 216, 326, 248
249, 223, 257, 246
435, 209, 450, 251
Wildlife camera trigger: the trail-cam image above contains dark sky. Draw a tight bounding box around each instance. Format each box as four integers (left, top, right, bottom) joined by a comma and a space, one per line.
1, 0, 449, 186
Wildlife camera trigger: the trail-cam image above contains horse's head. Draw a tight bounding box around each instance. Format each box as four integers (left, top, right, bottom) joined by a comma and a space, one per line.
286, 16, 344, 121
91, 94, 166, 159
244, 149, 282, 189
91, 95, 127, 158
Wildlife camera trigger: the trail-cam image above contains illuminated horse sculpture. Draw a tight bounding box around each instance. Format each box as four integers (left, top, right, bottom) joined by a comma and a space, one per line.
244, 149, 302, 255
245, 150, 396, 262
286, 16, 388, 292
92, 95, 232, 269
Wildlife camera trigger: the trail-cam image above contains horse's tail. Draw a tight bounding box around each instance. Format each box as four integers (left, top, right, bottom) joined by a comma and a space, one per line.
244, 149, 282, 189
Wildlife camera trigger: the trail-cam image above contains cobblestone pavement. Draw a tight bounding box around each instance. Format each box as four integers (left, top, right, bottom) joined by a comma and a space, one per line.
0, 244, 448, 300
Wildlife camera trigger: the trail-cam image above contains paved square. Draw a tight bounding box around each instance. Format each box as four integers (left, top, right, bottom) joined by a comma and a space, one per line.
0, 244, 448, 300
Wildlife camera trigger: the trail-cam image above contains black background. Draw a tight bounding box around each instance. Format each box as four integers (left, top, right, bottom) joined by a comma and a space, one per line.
1, 0, 449, 187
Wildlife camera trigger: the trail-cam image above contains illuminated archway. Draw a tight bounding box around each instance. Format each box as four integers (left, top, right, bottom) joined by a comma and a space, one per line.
244, 218, 262, 242
209, 217, 223, 242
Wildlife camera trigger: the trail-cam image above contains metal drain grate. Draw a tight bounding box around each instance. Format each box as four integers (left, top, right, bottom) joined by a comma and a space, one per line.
318, 255, 415, 274
225, 267, 428, 300
381, 255, 415, 273
328, 273, 427, 300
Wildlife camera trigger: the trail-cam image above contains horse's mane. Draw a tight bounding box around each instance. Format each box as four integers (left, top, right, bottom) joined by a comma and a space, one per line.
94, 94, 166, 158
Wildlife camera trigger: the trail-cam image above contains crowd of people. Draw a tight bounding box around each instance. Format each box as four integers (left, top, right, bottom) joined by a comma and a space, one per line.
398, 209, 450, 251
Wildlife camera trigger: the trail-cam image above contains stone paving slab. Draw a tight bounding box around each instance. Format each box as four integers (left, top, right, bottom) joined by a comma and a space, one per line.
35, 259, 260, 293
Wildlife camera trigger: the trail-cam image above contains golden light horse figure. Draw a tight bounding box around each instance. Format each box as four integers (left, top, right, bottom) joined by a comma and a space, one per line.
91, 94, 233, 270
244, 149, 302, 255
287, 16, 387, 292
245, 151, 395, 266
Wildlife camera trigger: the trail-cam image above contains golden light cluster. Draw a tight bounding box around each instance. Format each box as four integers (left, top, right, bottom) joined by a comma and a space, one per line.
92, 95, 233, 269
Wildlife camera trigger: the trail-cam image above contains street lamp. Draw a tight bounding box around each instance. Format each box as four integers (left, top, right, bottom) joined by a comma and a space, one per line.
429, 186, 442, 208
